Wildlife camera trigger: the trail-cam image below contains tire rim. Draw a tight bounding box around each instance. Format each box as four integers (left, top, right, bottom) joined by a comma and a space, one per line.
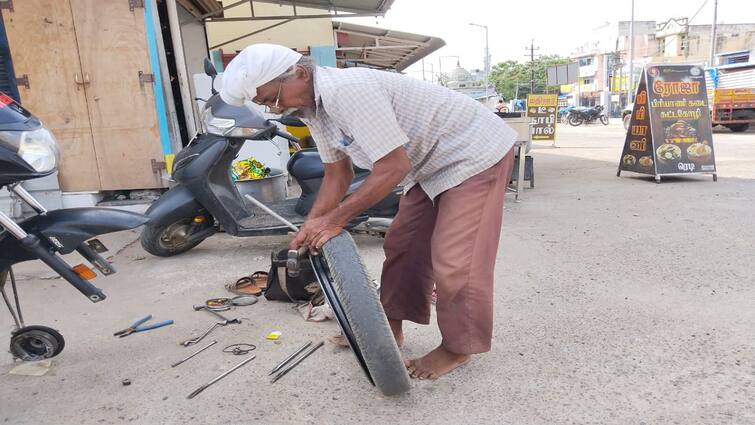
310, 255, 375, 386
10, 329, 59, 361
158, 220, 193, 250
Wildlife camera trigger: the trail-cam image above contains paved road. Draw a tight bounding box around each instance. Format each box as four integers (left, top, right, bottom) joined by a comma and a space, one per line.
1, 123, 753, 424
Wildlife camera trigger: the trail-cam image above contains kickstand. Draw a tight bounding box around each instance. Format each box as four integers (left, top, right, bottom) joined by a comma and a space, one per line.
0, 267, 24, 329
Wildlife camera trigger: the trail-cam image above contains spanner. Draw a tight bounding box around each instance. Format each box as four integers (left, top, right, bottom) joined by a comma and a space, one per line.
192, 305, 241, 324
181, 322, 224, 347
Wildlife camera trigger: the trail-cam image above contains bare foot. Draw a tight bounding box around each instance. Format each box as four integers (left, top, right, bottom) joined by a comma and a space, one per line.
388, 319, 404, 347
328, 334, 350, 347
405, 345, 471, 380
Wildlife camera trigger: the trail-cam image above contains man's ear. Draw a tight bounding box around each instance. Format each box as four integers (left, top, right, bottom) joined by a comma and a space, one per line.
296, 64, 311, 82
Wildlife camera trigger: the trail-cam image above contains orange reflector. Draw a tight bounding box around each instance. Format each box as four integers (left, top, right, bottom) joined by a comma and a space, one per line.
193, 215, 206, 224
72, 264, 97, 280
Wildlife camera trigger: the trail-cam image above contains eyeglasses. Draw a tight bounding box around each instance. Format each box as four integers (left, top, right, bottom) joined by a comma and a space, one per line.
252, 83, 282, 113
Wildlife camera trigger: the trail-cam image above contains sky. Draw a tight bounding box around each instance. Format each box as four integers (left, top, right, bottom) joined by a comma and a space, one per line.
349, 0, 755, 79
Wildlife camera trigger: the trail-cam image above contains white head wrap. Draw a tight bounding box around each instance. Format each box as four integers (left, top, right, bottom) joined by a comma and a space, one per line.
220, 43, 303, 106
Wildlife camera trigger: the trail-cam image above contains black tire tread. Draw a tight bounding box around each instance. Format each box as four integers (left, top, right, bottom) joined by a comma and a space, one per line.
321, 232, 410, 396
568, 115, 583, 126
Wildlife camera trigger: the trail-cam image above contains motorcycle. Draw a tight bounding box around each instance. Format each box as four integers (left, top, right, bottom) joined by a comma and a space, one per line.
567, 105, 609, 126
140, 59, 400, 257
0, 93, 148, 361
558, 105, 576, 124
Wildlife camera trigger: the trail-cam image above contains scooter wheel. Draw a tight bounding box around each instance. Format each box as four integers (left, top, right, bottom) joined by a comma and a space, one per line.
140, 217, 210, 257
10, 326, 65, 361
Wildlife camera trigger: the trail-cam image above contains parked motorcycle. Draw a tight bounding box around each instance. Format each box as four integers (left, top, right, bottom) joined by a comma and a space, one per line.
558, 105, 576, 124
0, 94, 148, 361
140, 59, 400, 257
567, 105, 609, 126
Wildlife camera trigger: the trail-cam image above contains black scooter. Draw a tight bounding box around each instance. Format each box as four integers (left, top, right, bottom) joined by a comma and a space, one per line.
0, 94, 148, 360
140, 59, 400, 257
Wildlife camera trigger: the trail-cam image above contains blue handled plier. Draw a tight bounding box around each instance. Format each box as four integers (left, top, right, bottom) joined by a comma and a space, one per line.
114, 315, 173, 337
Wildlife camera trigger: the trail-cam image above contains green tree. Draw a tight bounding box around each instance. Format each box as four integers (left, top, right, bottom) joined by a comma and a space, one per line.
490, 55, 572, 100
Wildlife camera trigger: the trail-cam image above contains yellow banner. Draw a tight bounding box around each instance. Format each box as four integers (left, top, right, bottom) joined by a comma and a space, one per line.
713, 88, 755, 103
527, 94, 558, 107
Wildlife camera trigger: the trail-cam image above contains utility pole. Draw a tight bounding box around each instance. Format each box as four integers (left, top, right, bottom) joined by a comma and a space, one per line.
469, 23, 490, 103
525, 39, 540, 95
709, 0, 718, 66
530, 39, 535, 94
628, 0, 635, 104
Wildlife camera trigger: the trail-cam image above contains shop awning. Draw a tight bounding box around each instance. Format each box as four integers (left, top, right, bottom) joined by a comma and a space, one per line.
254, 0, 394, 14
333, 21, 445, 72
177, 0, 225, 18
196, 0, 395, 22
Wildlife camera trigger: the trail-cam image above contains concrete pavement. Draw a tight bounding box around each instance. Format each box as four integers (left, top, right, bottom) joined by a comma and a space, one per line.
1, 123, 753, 424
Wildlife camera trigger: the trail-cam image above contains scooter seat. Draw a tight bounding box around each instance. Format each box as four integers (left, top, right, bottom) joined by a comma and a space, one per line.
287, 148, 324, 180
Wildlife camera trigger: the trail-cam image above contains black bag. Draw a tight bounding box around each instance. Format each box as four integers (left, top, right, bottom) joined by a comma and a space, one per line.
265, 249, 321, 303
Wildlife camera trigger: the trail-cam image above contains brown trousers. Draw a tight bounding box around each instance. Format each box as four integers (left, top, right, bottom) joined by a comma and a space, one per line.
380, 149, 515, 355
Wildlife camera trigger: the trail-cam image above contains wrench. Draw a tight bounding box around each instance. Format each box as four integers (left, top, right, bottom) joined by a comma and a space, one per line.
192, 305, 241, 324
181, 322, 223, 347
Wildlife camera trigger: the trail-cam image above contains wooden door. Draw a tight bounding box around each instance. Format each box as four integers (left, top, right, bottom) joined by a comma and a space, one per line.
1, 0, 102, 191
70, 0, 165, 190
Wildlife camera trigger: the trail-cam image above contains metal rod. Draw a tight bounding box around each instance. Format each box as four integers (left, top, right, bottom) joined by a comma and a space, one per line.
0, 210, 28, 239
171, 340, 217, 368
190, 0, 246, 22
8, 183, 47, 214
187, 355, 256, 399
269, 341, 312, 375
209, 19, 294, 50
181, 322, 222, 347
205, 12, 382, 22
271, 341, 324, 383
243, 194, 299, 232
0, 268, 22, 329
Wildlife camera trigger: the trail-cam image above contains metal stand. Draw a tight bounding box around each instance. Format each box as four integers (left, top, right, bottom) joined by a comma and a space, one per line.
0, 267, 24, 329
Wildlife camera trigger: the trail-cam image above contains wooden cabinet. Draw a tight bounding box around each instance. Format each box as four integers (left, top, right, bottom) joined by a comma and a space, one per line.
2, 0, 166, 191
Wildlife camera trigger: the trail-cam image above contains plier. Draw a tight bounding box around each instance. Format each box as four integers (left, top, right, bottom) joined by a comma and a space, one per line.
114, 315, 174, 337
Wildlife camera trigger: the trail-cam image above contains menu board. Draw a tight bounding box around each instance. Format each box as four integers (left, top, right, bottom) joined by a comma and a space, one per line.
618, 64, 716, 181
527, 94, 557, 141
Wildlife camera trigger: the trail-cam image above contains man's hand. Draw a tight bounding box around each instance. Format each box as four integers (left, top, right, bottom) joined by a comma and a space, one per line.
289, 212, 346, 252
290, 146, 411, 253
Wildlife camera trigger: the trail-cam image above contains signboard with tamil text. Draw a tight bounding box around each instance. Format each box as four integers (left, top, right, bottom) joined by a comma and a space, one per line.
617, 64, 716, 182
526, 94, 558, 142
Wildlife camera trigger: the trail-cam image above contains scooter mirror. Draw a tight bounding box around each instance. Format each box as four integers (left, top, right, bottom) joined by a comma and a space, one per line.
204, 58, 217, 77
204, 58, 218, 95
275, 115, 306, 127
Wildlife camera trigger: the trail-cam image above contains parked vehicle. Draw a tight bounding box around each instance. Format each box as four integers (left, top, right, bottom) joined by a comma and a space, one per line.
140, 60, 400, 257
622, 103, 634, 130
705, 64, 755, 132
0, 94, 148, 361
558, 105, 576, 124
567, 105, 609, 126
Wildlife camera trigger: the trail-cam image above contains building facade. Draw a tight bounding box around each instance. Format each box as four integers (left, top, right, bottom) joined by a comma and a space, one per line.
562, 18, 755, 116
